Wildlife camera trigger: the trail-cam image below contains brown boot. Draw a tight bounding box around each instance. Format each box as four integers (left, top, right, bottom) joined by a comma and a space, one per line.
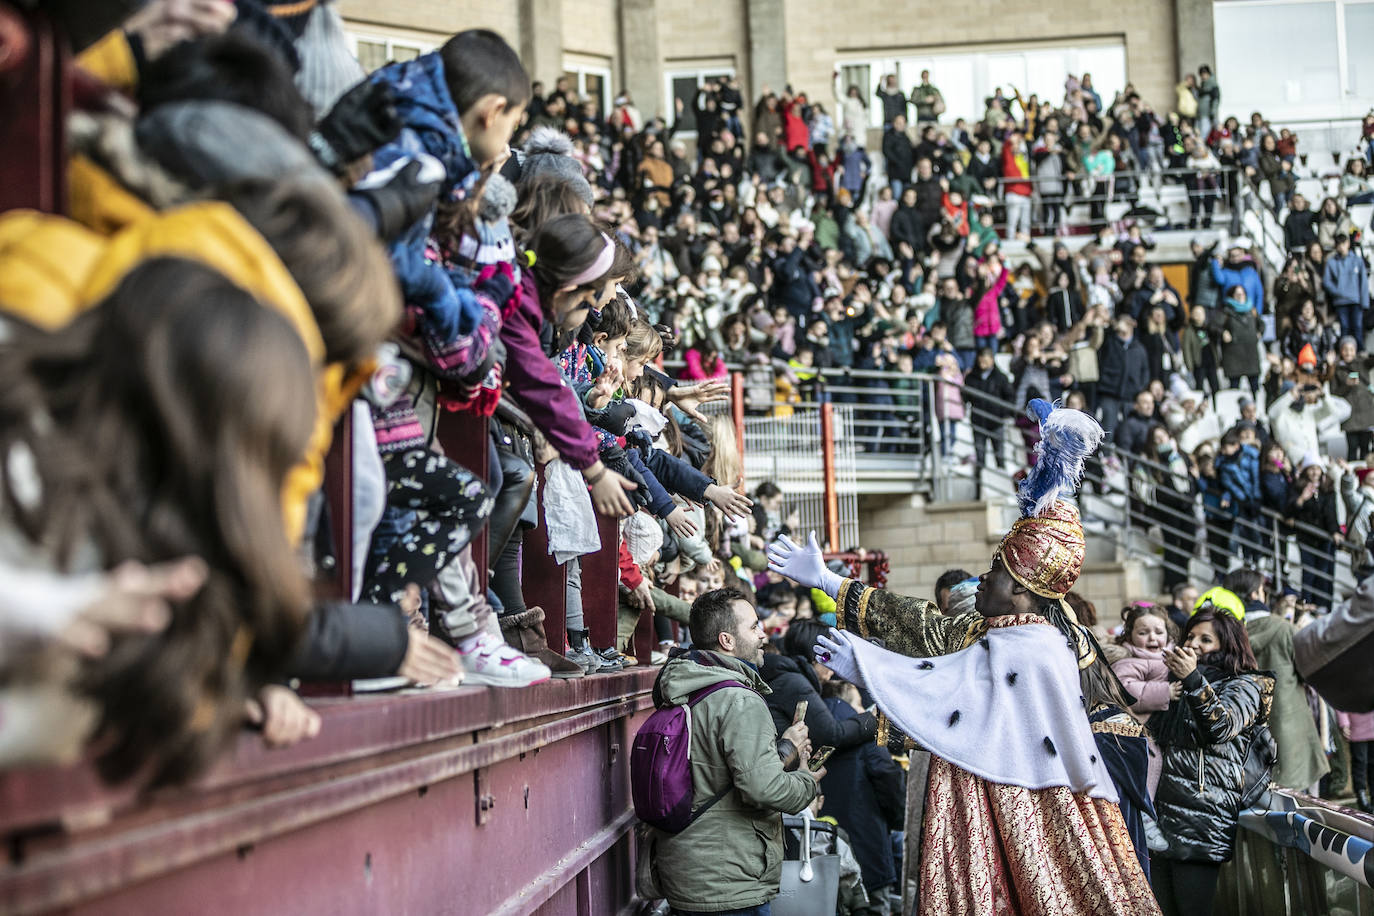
500, 607, 584, 679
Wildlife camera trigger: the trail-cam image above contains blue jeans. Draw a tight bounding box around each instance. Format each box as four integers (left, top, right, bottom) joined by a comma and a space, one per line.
975, 335, 999, 353
955, 348, 977, 372
674, 906, 771, 916
1337, 303, 1365, 350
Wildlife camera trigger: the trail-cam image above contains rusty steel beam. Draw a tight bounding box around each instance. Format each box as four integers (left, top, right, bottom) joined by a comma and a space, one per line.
488, 809, 636, 916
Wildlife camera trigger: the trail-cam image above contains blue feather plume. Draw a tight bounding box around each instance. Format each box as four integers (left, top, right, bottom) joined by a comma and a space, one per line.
1016, 398, 1105, 518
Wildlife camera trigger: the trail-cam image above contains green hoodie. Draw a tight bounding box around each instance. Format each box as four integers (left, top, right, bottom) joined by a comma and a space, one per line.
648, 650, 819, 912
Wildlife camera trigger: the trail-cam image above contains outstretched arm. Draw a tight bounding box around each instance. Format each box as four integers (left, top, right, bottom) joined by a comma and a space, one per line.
769, 533, 981, 657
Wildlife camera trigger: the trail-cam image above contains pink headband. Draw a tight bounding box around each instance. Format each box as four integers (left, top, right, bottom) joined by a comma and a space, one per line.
566, 234, 615, 287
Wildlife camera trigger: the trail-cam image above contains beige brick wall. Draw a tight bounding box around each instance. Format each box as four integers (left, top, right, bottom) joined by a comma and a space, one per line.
562, 0, 619, 59
856, 494, 1151, 614
338, 0, 518, 42
340, 0, 1180, 123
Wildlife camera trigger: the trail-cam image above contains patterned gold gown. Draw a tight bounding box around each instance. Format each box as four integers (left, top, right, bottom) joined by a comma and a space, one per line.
835, 579, 1161, 916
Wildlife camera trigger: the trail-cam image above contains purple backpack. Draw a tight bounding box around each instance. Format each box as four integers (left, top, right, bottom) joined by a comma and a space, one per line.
631, 680, 746, 833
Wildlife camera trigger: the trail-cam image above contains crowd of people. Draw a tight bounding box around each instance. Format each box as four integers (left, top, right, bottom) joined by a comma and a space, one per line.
2, 3, 1372, 915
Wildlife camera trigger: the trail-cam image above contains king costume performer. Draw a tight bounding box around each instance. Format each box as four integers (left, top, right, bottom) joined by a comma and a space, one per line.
768, 399, 1161, 916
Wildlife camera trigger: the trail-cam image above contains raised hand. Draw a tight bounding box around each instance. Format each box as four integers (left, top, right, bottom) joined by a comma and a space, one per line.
766, 531, 843, 598
704, 482, 753, 522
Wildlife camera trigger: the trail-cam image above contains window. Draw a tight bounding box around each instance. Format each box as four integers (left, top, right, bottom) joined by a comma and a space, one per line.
560, 62, 613, 118
843, 41, 1126, 129
346, 34, 430, 73
663, 67, 737, 134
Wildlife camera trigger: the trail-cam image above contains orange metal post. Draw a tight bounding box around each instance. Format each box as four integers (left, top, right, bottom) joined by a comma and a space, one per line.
820, 402, 840, 552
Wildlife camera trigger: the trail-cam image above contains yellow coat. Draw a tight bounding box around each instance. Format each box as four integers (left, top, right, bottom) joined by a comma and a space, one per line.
0, 202, 359, 544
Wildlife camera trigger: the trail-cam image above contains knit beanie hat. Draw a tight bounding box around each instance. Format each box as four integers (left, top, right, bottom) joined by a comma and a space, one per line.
451, 173, 519, 288
287, 0, 367, 116
518, 126, 594, 205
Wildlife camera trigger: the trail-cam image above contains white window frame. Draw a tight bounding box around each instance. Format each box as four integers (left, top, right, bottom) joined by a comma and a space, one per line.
344, 31, 436, 71
839, 39, 1127, 130
561, 60, 613, 117
663, 65, 738, 137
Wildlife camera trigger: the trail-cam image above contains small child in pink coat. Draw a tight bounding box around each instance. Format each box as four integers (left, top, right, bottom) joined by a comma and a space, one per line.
1111, 604, 1181, 797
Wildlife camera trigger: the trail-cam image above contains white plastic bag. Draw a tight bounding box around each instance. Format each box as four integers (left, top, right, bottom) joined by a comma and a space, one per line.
543, 459, 601, 563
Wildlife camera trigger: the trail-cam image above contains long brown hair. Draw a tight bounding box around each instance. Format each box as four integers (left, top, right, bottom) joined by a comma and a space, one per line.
1185, 607, 1259, 676
222, 177, 400, 366
0, 258, 317, 785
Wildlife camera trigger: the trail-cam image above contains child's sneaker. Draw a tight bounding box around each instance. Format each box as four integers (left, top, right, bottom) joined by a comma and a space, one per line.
459, 631, 551, 687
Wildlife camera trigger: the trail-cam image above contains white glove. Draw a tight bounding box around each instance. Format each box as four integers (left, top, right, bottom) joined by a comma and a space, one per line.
814, 629, 863, 687
766, 531, 844, 598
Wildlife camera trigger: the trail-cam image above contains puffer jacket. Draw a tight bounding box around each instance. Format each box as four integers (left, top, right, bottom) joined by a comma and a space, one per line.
1150, 666, 1275, 863
760, 654, 878, 752
648, 650, 818, 913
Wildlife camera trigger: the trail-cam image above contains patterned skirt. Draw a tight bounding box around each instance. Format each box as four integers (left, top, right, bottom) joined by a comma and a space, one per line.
918, 756, 1161, 916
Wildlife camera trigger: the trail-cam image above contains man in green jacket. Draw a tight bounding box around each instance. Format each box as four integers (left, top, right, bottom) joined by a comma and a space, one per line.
651, 588, 822, 915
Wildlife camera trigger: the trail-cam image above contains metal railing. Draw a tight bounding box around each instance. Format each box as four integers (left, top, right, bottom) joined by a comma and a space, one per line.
689, 358, 1358, 604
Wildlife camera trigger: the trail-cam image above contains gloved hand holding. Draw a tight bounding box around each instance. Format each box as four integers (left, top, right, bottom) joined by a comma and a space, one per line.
350, 160, 441, 242
625, 428, 654, 458
311, 80, 402, 173
475, 262, 516, 309
766, 531, 843, 598
814, 629, 862, 686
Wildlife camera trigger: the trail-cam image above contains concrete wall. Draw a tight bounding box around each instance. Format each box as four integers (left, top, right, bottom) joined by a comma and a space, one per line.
856, 494, 1154, 615
341, 0, 1187, 124
781, 0, 1177, 121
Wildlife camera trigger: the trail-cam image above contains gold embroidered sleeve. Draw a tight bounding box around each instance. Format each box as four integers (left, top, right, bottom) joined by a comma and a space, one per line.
836, 579, 983, 656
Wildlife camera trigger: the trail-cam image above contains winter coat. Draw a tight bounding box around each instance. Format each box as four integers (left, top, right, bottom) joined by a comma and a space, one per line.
1221, 307, 1262, 379
1286, 480, 1340, 549
1268, 388, 1352, 464
819, 698, 906, 893
1210, 259, 1265, 314
649, 650, 819, 913
1284, 210, 1319, 252
962, 365, 1016, 431
1216, 443, 1261, 511
934, 357, 966, 421
760, 654, 879, 752
501, 271, 601, 470
1114, 409, 1156, 459
1317, 211, 1360, 252
1150, 667, 1274, 863
1282, 317, 1339, 364
1339, 471, 1374, 572
1111, 643, 1173, 714
1245, 612, 1330, 790
1331, 356, 1374, 431
1097, 334, 1151, 400
972, 269, 1009, 338
1337, 710, 1374, 743
941, 297, 976, 350
889, 202, 924, 255
1180, 323, 1217, 379
1323, 250, 1370, 310
882, 128, 915, 184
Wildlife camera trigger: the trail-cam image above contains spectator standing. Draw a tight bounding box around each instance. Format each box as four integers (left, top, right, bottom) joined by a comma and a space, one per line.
909, 70, 944, 125
874, 74, 907, 128
1336, 709, 1374, 812
882, 115, 915, 197
646, 588, 821, 916
1097, 315, 1151, 435
1195, 65, 1221, 143
1331, 338, 1374, 458
1150, 607, 1272, 916
761, 620, 879, 759
1219, 286, 1262, 396
831, 72, 868, 143
1285, 457, 1341, 607
819, 677, 906, 914
1001, 129, 1033, 240
1134, 426, 1197, 589
1322, 233, 1369, 349
1225, 569, 1330, 792
963, 348, 1015, 469
1284, 195, 1319, 253
1115, 390, 1158, 459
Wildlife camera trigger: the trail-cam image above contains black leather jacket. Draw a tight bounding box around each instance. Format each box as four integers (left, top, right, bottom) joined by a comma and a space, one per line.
1150, 666, 1275, 863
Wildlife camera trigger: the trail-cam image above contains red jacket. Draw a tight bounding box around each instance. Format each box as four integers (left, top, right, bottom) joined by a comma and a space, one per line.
1001, 141, 1031, 197
618, 539, 643, 589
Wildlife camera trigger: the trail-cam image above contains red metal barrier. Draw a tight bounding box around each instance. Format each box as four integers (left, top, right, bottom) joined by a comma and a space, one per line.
0, 4, 66, 214
819, 402, 841, 552
0, 673, 656, 915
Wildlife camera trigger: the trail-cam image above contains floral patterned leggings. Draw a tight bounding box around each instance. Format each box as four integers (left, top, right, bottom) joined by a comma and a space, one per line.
363, 448, 494, 606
